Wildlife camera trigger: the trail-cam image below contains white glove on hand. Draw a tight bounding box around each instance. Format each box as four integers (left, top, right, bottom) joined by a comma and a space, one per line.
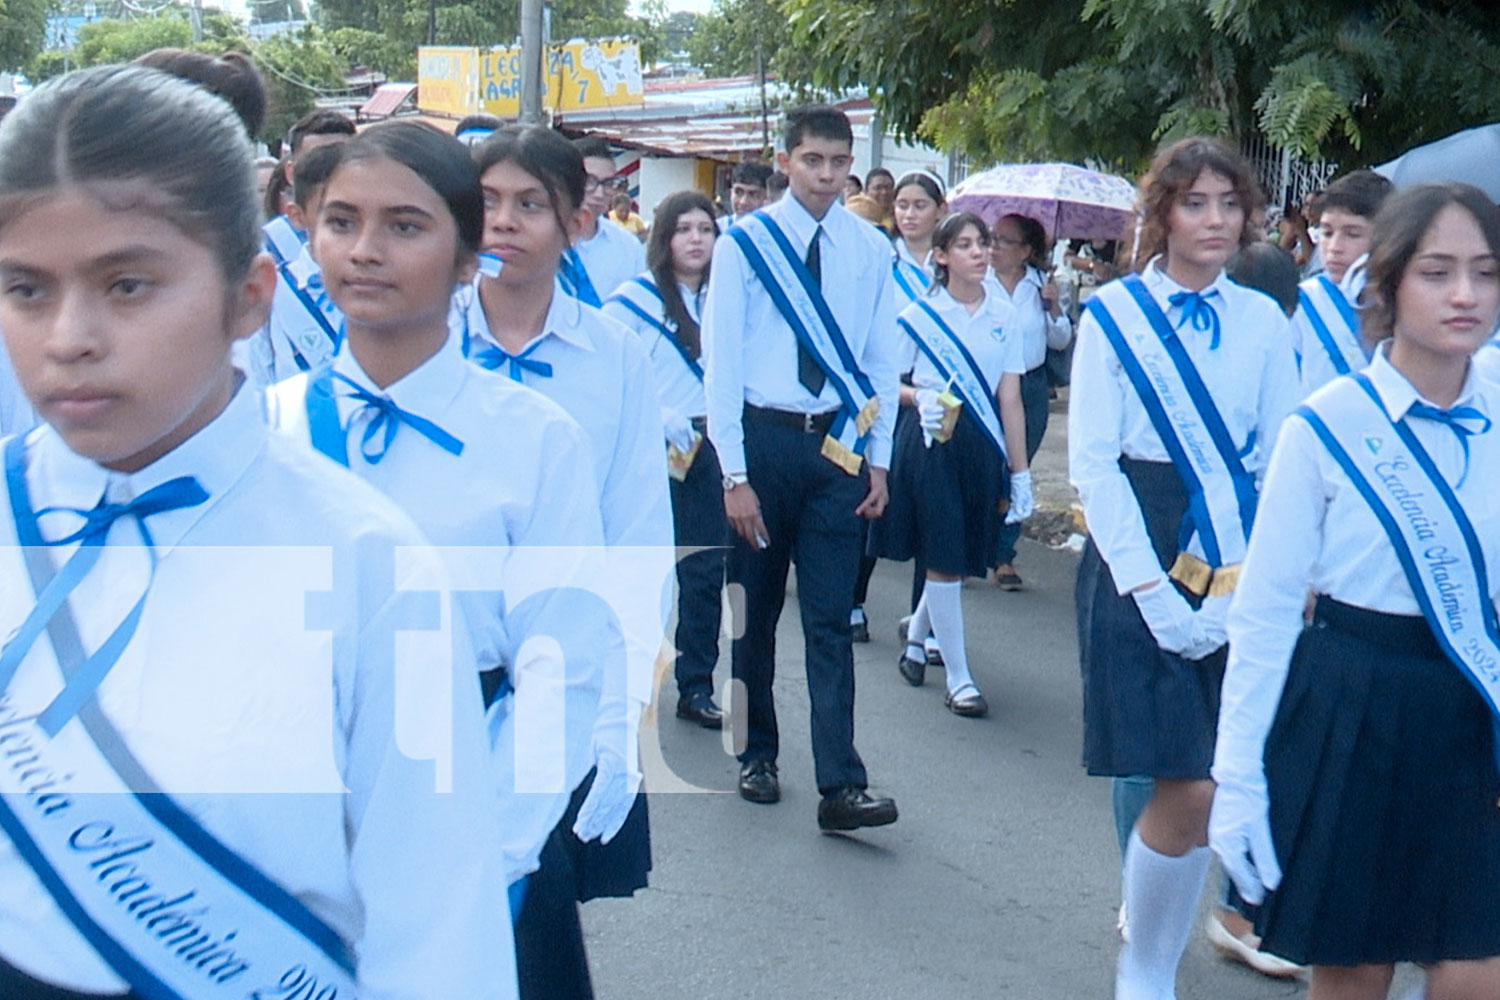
1209, 777, 1282, 905
661, 407, 696, 453
914, 388, 945, 447
572, 707, 642, 844
1189, 593, 1233, 659
1132, 578, 1206, 656
1005, 469, 1034, 524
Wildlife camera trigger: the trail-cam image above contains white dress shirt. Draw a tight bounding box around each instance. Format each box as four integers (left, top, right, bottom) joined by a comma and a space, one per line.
702, 196, 903, 474
602, 274, 707, 420
1290, 271, 1365, 398
244, 246, 343, 388
1216, 347, 1500, 785
1068, 262, 1302, 594
0, 334, 35, 438
0, 380, 514, 999
985, 265, 1073, 372
899, 285, 1024, 392
262, 213, 303, 268
265, 335, 609, 883
893, 239, 933, 308
574, 217, 648, 304
1475, 335, 1500, 384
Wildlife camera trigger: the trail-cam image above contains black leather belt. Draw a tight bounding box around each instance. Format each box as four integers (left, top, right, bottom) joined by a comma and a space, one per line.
744, 404, 837, 435
690, 415, 708, 433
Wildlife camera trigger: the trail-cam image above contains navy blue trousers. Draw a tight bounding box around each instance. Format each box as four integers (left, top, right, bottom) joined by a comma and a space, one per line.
730, 414, 869, 795
670, 429, 728, 700
993, 364, 1050, 566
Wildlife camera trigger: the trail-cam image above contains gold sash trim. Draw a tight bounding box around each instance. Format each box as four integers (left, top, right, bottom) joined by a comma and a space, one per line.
821, 434, 864, 476
1168, 552, 1241, 597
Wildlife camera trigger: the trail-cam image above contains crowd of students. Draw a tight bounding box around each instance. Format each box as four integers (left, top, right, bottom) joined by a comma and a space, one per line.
0, 49, 1496, 1000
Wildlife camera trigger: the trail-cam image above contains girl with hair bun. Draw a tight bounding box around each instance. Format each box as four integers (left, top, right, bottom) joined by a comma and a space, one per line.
1213, 183, 1500, 999
1068, 136, 1299, 1000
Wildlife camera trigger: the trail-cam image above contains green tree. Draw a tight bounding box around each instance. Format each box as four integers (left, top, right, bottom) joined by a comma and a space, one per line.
0, 0, 50, 72
688, 0, 807, 80
781, 0, 1500, 171
253, 24, 348, 146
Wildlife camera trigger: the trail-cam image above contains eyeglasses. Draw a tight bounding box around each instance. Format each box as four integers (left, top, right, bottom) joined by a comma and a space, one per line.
584, 174, 621, 194
992, 237, 1026, 248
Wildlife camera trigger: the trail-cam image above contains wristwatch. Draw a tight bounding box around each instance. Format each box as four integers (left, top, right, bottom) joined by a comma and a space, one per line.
722, 472, 748, 491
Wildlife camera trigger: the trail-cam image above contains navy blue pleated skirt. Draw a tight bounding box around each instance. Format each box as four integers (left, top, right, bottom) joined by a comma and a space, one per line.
870, 403, 1007, 579
552, 769, 652, 902
1076, 458, 1226, 779
1256, 596, 1500, 966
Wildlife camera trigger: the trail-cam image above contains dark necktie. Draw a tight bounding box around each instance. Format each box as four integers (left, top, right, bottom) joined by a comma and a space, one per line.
0, 476, 210, 735
798, 225, 827, 395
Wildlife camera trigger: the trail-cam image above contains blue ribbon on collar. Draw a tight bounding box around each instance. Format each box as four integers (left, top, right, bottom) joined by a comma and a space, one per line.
468, 340, 554, 382
0, 452, 209, 736
1167, 289, 1222, 350
328, 371, 465, 464
1408, 401, 1491, 488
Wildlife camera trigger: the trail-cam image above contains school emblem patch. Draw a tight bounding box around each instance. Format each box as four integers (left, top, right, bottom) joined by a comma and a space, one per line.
1364, 435, 1382, 456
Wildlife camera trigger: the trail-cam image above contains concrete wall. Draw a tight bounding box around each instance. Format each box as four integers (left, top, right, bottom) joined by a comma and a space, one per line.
637, 157, 700, 223
851, 121, 950, 188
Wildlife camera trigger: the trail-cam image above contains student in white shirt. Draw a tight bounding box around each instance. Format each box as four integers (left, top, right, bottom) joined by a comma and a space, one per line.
870, 212, 1032, 717
987, 212, 1072, 591
0, 336, 34, 438
1068, 137, 1299, 1000
716, 159, 773, 233
1291, 170, 1395, 396
703, 104, 903, 831
262, 121, 609, 898
0, 65, 511, 1000
563, 136, 647, 305
459, 125, 673, 1000
1212, 183, 1500, 1000
602, 190, 728, 729
262, 110, 355, 268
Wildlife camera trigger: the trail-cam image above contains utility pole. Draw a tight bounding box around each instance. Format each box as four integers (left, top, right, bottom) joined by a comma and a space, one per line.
519, 0, 544, 124
756, 39, 769, 154
427, 0, 437, 45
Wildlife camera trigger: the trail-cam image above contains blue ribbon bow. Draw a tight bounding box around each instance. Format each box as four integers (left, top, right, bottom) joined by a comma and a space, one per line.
1167, 289, 1222, 350
329, 372, 465, 463
0, 476, 209, 735
1408, 401, 1492, 488
469, 342, 554, 383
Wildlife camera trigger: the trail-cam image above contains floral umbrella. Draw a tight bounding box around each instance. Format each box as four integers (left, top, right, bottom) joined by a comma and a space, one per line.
948, 162, 1138, 241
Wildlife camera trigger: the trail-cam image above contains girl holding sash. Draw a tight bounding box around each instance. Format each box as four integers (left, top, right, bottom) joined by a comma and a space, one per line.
0, 67, 510, 1000
460, 125, 672, 1000
872, 212, 1032, 717
602, 190, 728, 729
1212, 185, 1500, 998
1068, 137, 1299, 1000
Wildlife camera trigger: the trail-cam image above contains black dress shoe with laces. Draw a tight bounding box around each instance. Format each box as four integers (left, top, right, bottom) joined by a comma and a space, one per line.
738, 759, 780, 804
817, 787, 898, 831
675, 693, 724, 729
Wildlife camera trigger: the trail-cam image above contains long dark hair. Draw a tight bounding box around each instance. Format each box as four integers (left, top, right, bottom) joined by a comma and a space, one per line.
330, 120, 483, 254
929, 211, 990, 291
646, 190, 716, 359
997, 212, 1049, 271
473, 125, 585, 242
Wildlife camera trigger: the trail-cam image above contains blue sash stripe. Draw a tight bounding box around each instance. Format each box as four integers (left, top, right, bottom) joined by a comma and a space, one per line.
896, 316, 1006, 459
1087, 296, 1222, 566
559, 249, 602, 308
1299, 288, 1352, 377
607, 282, 704, 381
1120, 275, 1259, 547
744, 212, 879, 400
304, 369, 350, 467
892, 259, 928, 305
1318, 274, 1361, 342
1297, 402, 1500, 733
280, 262, 342, 349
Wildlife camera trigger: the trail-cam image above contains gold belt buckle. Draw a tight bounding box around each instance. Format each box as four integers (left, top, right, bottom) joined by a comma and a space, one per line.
802, 412, 818, 434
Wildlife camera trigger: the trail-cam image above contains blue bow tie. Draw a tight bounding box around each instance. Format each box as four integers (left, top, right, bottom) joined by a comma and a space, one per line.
1167, 289, 1222, 350
469, 341, 554, 383
0, 476, 210, 736
1408, 401, 1492, 488
331, 372, 465, 464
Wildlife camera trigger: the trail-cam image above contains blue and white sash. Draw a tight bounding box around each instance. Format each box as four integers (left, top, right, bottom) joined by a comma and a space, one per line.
558, 248, 601, 308
728, 211, 880, 474
892, 253, 930, 307
1297, 374, 1500, 763
1087, 275, 1257, 594
1298, 274, 1364, 377
0, 439, 360, 1000
262, 215, 304, 269
605, 277, 703, 381
896, 300, 1006, 462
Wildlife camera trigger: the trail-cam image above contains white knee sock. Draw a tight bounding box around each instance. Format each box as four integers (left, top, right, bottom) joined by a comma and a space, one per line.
922, 580, 974, 695
905, 590, 932, 660
1116, 830, 1210, 1000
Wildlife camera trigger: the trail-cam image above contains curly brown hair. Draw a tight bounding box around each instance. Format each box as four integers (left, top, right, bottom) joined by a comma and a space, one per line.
1131, 137, 1262, 273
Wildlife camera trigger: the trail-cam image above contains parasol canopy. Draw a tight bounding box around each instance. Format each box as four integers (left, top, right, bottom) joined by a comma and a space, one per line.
947, 162, 1138, 241
1374, 123, 1500, 202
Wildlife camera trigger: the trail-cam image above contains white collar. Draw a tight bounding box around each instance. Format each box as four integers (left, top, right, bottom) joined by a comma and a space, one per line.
332, 331, 469, 418
466, 277, 595, 355
1366, 341, 1488, 423
775, 195, 842, 250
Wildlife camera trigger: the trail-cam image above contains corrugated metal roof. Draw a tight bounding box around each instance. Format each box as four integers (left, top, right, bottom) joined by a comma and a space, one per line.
359, 83, 418, 121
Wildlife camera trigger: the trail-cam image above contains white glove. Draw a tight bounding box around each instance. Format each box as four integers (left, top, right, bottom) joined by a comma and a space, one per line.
661, 407, 696, 453
914, 388, 945, 447
572, 703, 642, 844
1190, 593, 1233, 659
1209, 776, 1282, 905
1005, 469, 1034, 524
1131, 578, 1206, 656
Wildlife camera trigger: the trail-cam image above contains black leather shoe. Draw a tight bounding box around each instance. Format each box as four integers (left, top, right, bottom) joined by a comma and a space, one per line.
817, 787, 898, 831
676, 693, 724, 729
945, 684, 989, 718
738, 759, 780, 804
897, 652, 926, 687
850, 606, 870, 643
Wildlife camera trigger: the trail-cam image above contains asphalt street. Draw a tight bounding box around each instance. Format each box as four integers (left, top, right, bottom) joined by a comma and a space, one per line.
581, 537, 1387, 1000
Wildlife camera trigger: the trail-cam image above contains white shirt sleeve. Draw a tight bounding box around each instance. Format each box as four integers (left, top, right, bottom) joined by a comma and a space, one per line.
859, 241, 902, 470
703, 234, 751, 476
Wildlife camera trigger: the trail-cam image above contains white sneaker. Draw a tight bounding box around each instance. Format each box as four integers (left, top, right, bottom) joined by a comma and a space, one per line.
1204, 913, 1305, 979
